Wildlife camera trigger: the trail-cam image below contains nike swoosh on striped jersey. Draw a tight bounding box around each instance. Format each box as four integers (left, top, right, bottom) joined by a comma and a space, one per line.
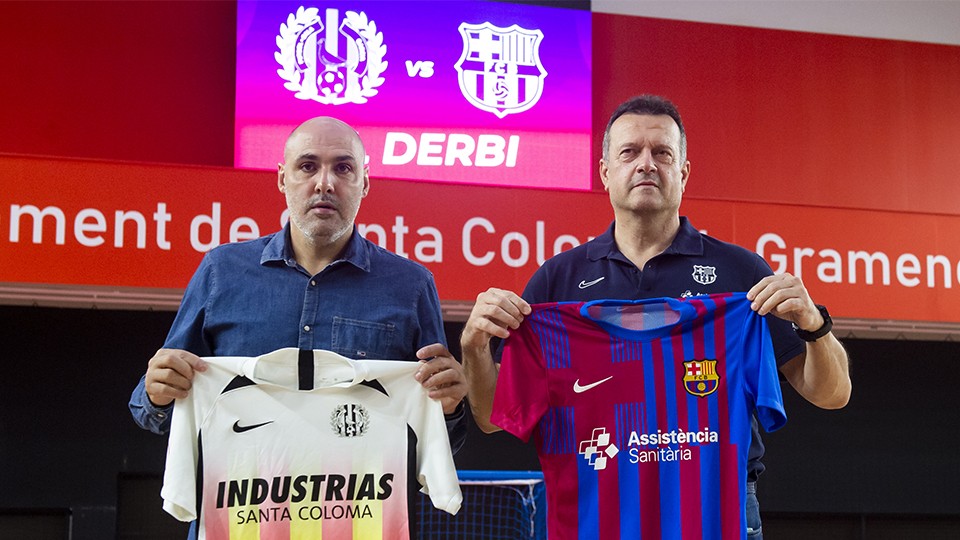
578, 277, 605, 289
573, 376, 613, 393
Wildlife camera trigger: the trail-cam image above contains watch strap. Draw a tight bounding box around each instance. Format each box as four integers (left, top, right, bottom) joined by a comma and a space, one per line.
793, 304, 833, 342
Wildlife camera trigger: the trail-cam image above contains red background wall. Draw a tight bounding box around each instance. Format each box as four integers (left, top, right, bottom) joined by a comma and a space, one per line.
591, 14, 960, 215
0, 1, 236, 166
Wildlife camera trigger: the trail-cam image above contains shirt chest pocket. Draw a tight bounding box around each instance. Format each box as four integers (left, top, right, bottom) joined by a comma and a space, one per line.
331, 316, 400, 360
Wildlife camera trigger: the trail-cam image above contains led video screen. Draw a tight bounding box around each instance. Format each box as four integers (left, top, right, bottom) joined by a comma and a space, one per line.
236, 0, 592, 190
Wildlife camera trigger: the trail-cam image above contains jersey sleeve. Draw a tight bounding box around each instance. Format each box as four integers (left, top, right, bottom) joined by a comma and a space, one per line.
160, 384, 203, 521
412, 395, 463, 515
749, 253, 806, 367
160, 357, 239, 522
371, 360, 463, 516
744, 311, 788, 433
491, 319, 549, 442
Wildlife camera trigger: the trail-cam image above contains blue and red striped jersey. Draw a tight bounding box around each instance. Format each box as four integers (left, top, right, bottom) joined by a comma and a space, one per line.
492, 293, 786, 540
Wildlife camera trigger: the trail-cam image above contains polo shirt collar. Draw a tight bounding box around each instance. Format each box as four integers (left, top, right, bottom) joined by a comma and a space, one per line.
261, 223, 371, 272
587, 216, 704, 262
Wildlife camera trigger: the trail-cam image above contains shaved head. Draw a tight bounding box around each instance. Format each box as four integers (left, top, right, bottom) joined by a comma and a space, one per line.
283, 117, 366, 165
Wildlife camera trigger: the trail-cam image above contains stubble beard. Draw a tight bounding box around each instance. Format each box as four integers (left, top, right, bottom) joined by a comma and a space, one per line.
292, 212, 353, 248
289, 196, 356, 248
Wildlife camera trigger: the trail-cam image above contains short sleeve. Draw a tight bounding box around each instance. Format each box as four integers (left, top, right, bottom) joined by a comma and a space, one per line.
491, 320, 550, 442
364, 360, 462, 515
414, 394, 463, 515
745, 312, 787, 433
160, 382, 203, 522
160, 358, 239, 522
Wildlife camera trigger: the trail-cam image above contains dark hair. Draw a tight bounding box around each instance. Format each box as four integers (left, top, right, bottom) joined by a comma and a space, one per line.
602, 95, 686, 162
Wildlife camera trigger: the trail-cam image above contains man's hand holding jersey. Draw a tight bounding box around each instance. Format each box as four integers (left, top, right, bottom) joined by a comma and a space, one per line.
747, 273, 824, 331
415, 343, 468, 415
461, 288, 531, 350
144, 348, 208, 407
459, 288, 531, 433
747, 272, 851, 409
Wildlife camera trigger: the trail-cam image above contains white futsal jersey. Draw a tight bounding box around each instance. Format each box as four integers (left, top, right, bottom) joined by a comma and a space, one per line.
162, 348, 462, 540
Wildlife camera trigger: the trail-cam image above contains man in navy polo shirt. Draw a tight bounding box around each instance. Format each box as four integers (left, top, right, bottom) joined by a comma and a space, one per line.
461, 95, 851, 539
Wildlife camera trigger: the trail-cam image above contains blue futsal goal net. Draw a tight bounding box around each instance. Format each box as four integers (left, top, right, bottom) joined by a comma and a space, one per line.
416, 470, 546, 539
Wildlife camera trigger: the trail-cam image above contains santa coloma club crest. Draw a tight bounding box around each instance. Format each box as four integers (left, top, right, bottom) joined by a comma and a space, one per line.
274, 8, 548, 118
276, 6, 387, 105
330, 403, 370, 437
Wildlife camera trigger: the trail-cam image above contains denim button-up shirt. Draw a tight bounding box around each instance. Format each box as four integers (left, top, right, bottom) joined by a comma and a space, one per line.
129, 224, 464, 447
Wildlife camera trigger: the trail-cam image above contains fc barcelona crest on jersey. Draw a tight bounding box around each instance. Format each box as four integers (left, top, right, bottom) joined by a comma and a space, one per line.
455, 22, 547, 118
692, 265, 717, 285
683, 360, 720, 397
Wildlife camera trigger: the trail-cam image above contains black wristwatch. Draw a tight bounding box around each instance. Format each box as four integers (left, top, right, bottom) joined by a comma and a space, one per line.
793, 304, 833, 342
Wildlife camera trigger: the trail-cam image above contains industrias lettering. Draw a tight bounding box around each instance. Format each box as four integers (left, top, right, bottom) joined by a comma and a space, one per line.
276, 7, 387, 104
215, 473, 394, 508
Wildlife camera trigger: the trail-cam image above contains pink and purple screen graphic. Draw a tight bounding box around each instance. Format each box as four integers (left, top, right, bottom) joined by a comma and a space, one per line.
236, 1, 592, 189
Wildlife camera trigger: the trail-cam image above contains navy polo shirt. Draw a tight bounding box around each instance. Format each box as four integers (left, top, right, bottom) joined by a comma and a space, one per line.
520, 217, 806, 481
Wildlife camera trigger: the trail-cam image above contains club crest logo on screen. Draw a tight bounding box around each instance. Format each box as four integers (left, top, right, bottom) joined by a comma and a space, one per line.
456, 22, 547, 118
276, 7, 387, 105
330, 403, 370, 437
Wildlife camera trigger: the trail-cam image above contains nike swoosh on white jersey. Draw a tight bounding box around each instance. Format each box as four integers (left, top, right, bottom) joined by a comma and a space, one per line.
573, 376, 613, 393
578, 277, 605, 289
232, 420, 274, 433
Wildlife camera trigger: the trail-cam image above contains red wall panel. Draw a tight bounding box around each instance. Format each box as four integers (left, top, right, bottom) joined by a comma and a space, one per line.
592, 14, 960, 215
0, 1, 236, 166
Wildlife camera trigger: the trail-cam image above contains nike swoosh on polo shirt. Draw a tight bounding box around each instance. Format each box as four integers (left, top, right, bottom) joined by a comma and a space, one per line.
578, 277, 605, 289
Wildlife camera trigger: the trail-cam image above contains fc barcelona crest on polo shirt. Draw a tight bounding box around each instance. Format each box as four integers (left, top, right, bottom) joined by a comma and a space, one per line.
692, 265, 717, 285
682, 359, 720, 397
